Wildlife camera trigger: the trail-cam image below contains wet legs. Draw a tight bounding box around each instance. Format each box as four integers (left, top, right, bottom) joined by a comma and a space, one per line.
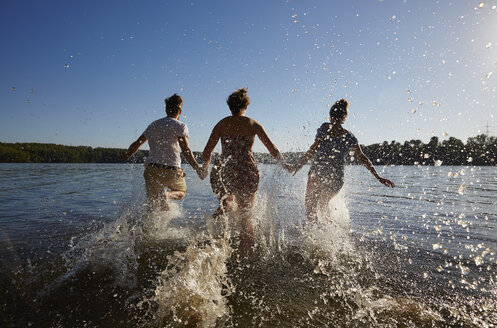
305, 174, 338, 222
213, 192, 256, 257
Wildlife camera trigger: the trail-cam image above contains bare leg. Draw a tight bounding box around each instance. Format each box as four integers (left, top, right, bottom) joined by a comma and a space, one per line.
160, 190, 186, 211
235, 193, 256, 257
317, 190, 338, 220
305, 174, 321, 222
213, 194, 235, 218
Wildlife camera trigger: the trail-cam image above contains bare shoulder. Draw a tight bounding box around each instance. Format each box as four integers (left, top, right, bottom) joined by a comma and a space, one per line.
245, 116, 262, 130
213, 116, 232, 130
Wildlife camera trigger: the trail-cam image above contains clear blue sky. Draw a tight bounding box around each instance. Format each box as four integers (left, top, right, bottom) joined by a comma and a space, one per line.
1, 0, 496, 152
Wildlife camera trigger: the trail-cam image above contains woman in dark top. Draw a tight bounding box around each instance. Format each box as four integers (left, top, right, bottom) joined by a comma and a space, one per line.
201, 88, 287, 256
290, 99, 395, 222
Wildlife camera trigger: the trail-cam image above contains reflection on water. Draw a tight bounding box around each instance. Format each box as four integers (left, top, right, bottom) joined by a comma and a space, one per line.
0, 163, 496, 327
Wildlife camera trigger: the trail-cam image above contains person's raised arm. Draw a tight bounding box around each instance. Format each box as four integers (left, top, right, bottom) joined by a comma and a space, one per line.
200, 127, 220, 179
354, 144, 395, 187
178, 136, 201, 174
121, 134, 148, 161
290, 138, 322, 175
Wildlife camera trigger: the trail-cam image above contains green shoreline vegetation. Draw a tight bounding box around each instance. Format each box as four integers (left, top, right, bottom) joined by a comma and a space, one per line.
0, 134, 495, 165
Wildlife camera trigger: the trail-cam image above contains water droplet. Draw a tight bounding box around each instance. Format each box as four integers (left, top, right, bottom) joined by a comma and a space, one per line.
466, 157, 473, 163
457, 184, 465, 195
423, 272, 429, 279
432, 243, 443, 250
434, 160, 443, 167
25, 100, 31, 104
485, 42, 492, 49
486, 72, 493, 79
293, 20, 299, 24
478, 2, 485, 8
408, 97, 413, 102
447, 171, 458, 178
443, 132, 449, 136
64, 64, 70, 68
292, 14, 297, 18
411, 108, 417, 114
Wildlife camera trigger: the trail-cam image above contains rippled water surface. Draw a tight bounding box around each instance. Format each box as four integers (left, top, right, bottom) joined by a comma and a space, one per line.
0, 163, 496, 327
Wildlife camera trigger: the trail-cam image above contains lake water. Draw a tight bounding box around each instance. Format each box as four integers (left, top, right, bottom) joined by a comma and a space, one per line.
0, 163, 496, 327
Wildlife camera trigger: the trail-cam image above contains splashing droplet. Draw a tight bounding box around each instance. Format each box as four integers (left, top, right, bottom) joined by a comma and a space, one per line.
432, 243, 443, 250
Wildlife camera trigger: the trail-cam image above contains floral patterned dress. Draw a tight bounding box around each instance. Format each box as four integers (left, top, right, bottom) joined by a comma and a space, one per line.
210, 135, 260, 197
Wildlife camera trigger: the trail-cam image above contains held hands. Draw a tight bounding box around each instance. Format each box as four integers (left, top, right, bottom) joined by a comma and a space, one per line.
378, 177, 395, 188
282, 162, 294, 174
196, 164, 209, 180
282, 162, 302, 176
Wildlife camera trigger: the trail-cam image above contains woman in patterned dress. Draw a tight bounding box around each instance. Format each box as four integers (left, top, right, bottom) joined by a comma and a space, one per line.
201, 88, 287, 256
290, 99, 395, 222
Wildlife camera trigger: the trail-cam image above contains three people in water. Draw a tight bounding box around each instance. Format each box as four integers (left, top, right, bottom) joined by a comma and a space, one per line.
123, 90, 394, 255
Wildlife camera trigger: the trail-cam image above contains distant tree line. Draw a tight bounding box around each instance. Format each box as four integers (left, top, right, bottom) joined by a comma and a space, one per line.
0, 134, 495, 165
0, 142, 147, 163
